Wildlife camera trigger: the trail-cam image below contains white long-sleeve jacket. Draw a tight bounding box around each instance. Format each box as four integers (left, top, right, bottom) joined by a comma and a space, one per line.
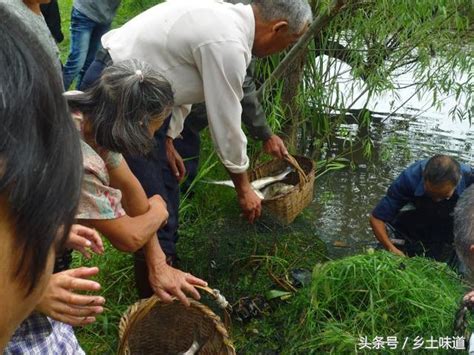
102, 0, 255, 173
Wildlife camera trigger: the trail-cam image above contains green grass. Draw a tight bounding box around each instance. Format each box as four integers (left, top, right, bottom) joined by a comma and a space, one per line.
285, 251, 469, 354
56, 1, 472, 353
72, 165, 328, 353
71, 246, 136, 354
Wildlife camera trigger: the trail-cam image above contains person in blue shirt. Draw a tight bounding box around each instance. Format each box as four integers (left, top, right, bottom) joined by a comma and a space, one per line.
370, 155, 474, 265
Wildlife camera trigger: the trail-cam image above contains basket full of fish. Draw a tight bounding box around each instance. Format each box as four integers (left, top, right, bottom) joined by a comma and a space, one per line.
249, 154, 315, 225
118, 286, 235, 355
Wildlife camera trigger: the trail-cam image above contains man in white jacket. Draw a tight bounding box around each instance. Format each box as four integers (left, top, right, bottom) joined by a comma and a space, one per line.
80, 0, 312, 296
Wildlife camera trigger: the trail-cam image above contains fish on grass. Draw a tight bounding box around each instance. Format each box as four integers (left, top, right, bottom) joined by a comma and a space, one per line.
203, 167, 293, 199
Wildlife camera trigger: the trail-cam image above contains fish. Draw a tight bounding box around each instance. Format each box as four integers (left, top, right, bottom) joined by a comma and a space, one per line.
177, 328, 208, 355
203, 167, 293, 200
261, 182, 294, 199
250, 167, 293, 190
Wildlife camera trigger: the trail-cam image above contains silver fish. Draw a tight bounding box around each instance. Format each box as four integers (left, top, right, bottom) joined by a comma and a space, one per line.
204, 167, 293, 199
177, 328, 207, 355
202, 178, 265, 199
261, 182, 294, 199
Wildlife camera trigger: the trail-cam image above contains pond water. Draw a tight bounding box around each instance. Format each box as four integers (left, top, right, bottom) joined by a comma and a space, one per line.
309, 64, 472, 258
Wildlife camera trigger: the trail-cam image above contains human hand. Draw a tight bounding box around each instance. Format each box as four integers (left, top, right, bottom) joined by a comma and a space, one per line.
263, 135, 289, 159
149, 195, 169, 228
66, 224, 104, 259
165, 137, 186, 181
237, 188, 262, 224
463, 290, 474, 303
35, 267, 105, 326
389, 246, 406, 257
148, 261, 208, 307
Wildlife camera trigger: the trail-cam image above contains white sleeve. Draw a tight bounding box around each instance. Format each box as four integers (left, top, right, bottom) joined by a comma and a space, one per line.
167, 105, 192, 139
192, 41, 249, 174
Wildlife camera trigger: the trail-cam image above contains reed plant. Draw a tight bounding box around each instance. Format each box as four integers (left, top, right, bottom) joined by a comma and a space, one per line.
284, 251, 469, 354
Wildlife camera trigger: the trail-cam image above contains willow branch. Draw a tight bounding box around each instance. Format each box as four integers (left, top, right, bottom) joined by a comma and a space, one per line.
256, 0, 354, 100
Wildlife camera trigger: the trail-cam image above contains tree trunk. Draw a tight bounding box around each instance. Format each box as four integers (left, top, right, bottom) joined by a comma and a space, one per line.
281, 50, 307, 152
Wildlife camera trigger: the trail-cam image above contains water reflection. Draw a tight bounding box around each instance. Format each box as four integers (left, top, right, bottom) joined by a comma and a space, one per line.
311, 65, 472, 258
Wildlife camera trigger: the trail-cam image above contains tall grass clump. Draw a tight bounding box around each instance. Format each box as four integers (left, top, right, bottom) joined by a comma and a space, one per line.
286, 251, 467, 353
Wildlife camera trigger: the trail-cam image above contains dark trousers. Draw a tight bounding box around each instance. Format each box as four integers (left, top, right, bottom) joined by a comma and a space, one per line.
40, 0, 63, 44
174, 120, 201, 194
78, 52, 109, 90
126, 118, 180, 257
131, 120, 203, 298
388, 208, 459, 270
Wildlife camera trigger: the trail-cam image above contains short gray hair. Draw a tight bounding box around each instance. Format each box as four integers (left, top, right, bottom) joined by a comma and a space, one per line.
67, 59, 174, 156
253, 0, 313, 33
454, 185, 474, 274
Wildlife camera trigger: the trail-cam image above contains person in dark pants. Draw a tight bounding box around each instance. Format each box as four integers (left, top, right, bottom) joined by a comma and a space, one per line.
370, 155, 474, 268
40, 0, 64, 43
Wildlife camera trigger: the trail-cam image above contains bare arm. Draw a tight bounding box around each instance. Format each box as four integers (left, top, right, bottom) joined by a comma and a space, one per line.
80, 159, 168, 252
369, 214, 405, 256
99, 157, 207, 303
108, 158, 168, 225
80, 206, 163, 253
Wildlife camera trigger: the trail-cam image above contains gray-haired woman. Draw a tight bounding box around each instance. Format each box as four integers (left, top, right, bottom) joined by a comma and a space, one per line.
67, 59, 207, 305
7, 59, 208, 353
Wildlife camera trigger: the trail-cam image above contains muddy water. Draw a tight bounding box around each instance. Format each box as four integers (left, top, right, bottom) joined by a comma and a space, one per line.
310, 66, 472, 258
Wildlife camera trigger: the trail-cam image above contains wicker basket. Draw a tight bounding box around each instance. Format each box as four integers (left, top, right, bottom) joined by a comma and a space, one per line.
118, 286, 235, 355
249, 155, 315, 225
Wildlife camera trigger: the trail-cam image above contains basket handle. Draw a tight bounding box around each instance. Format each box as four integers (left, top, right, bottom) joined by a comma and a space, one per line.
196, 285, 233, 330
118, 286, 233, 354
196, 285, 232, 311
284, 154, 308, 187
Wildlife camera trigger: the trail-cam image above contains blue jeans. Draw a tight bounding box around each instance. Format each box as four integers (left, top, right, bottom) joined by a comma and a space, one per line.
62, 8, 110, 90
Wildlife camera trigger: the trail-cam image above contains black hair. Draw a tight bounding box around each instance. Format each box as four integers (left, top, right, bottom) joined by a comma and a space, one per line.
423, 154, 461, 186
0, 5, 83, 294
66, 59, 174, 156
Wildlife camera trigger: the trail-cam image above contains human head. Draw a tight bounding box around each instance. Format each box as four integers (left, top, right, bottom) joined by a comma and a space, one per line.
251, 0, 312, 57
454, 185, 474, 277
66, 59, 174, 157
0, 3, 82, 347
423, 155, 461, 202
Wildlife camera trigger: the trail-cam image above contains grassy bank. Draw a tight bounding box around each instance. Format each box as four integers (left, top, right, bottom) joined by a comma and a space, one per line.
55, 1, 471, 353
71, 162, 328, 353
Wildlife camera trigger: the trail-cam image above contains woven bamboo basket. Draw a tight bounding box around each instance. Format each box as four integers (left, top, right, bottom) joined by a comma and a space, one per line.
118, 286, 235, 355
249, 155, 315, 225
